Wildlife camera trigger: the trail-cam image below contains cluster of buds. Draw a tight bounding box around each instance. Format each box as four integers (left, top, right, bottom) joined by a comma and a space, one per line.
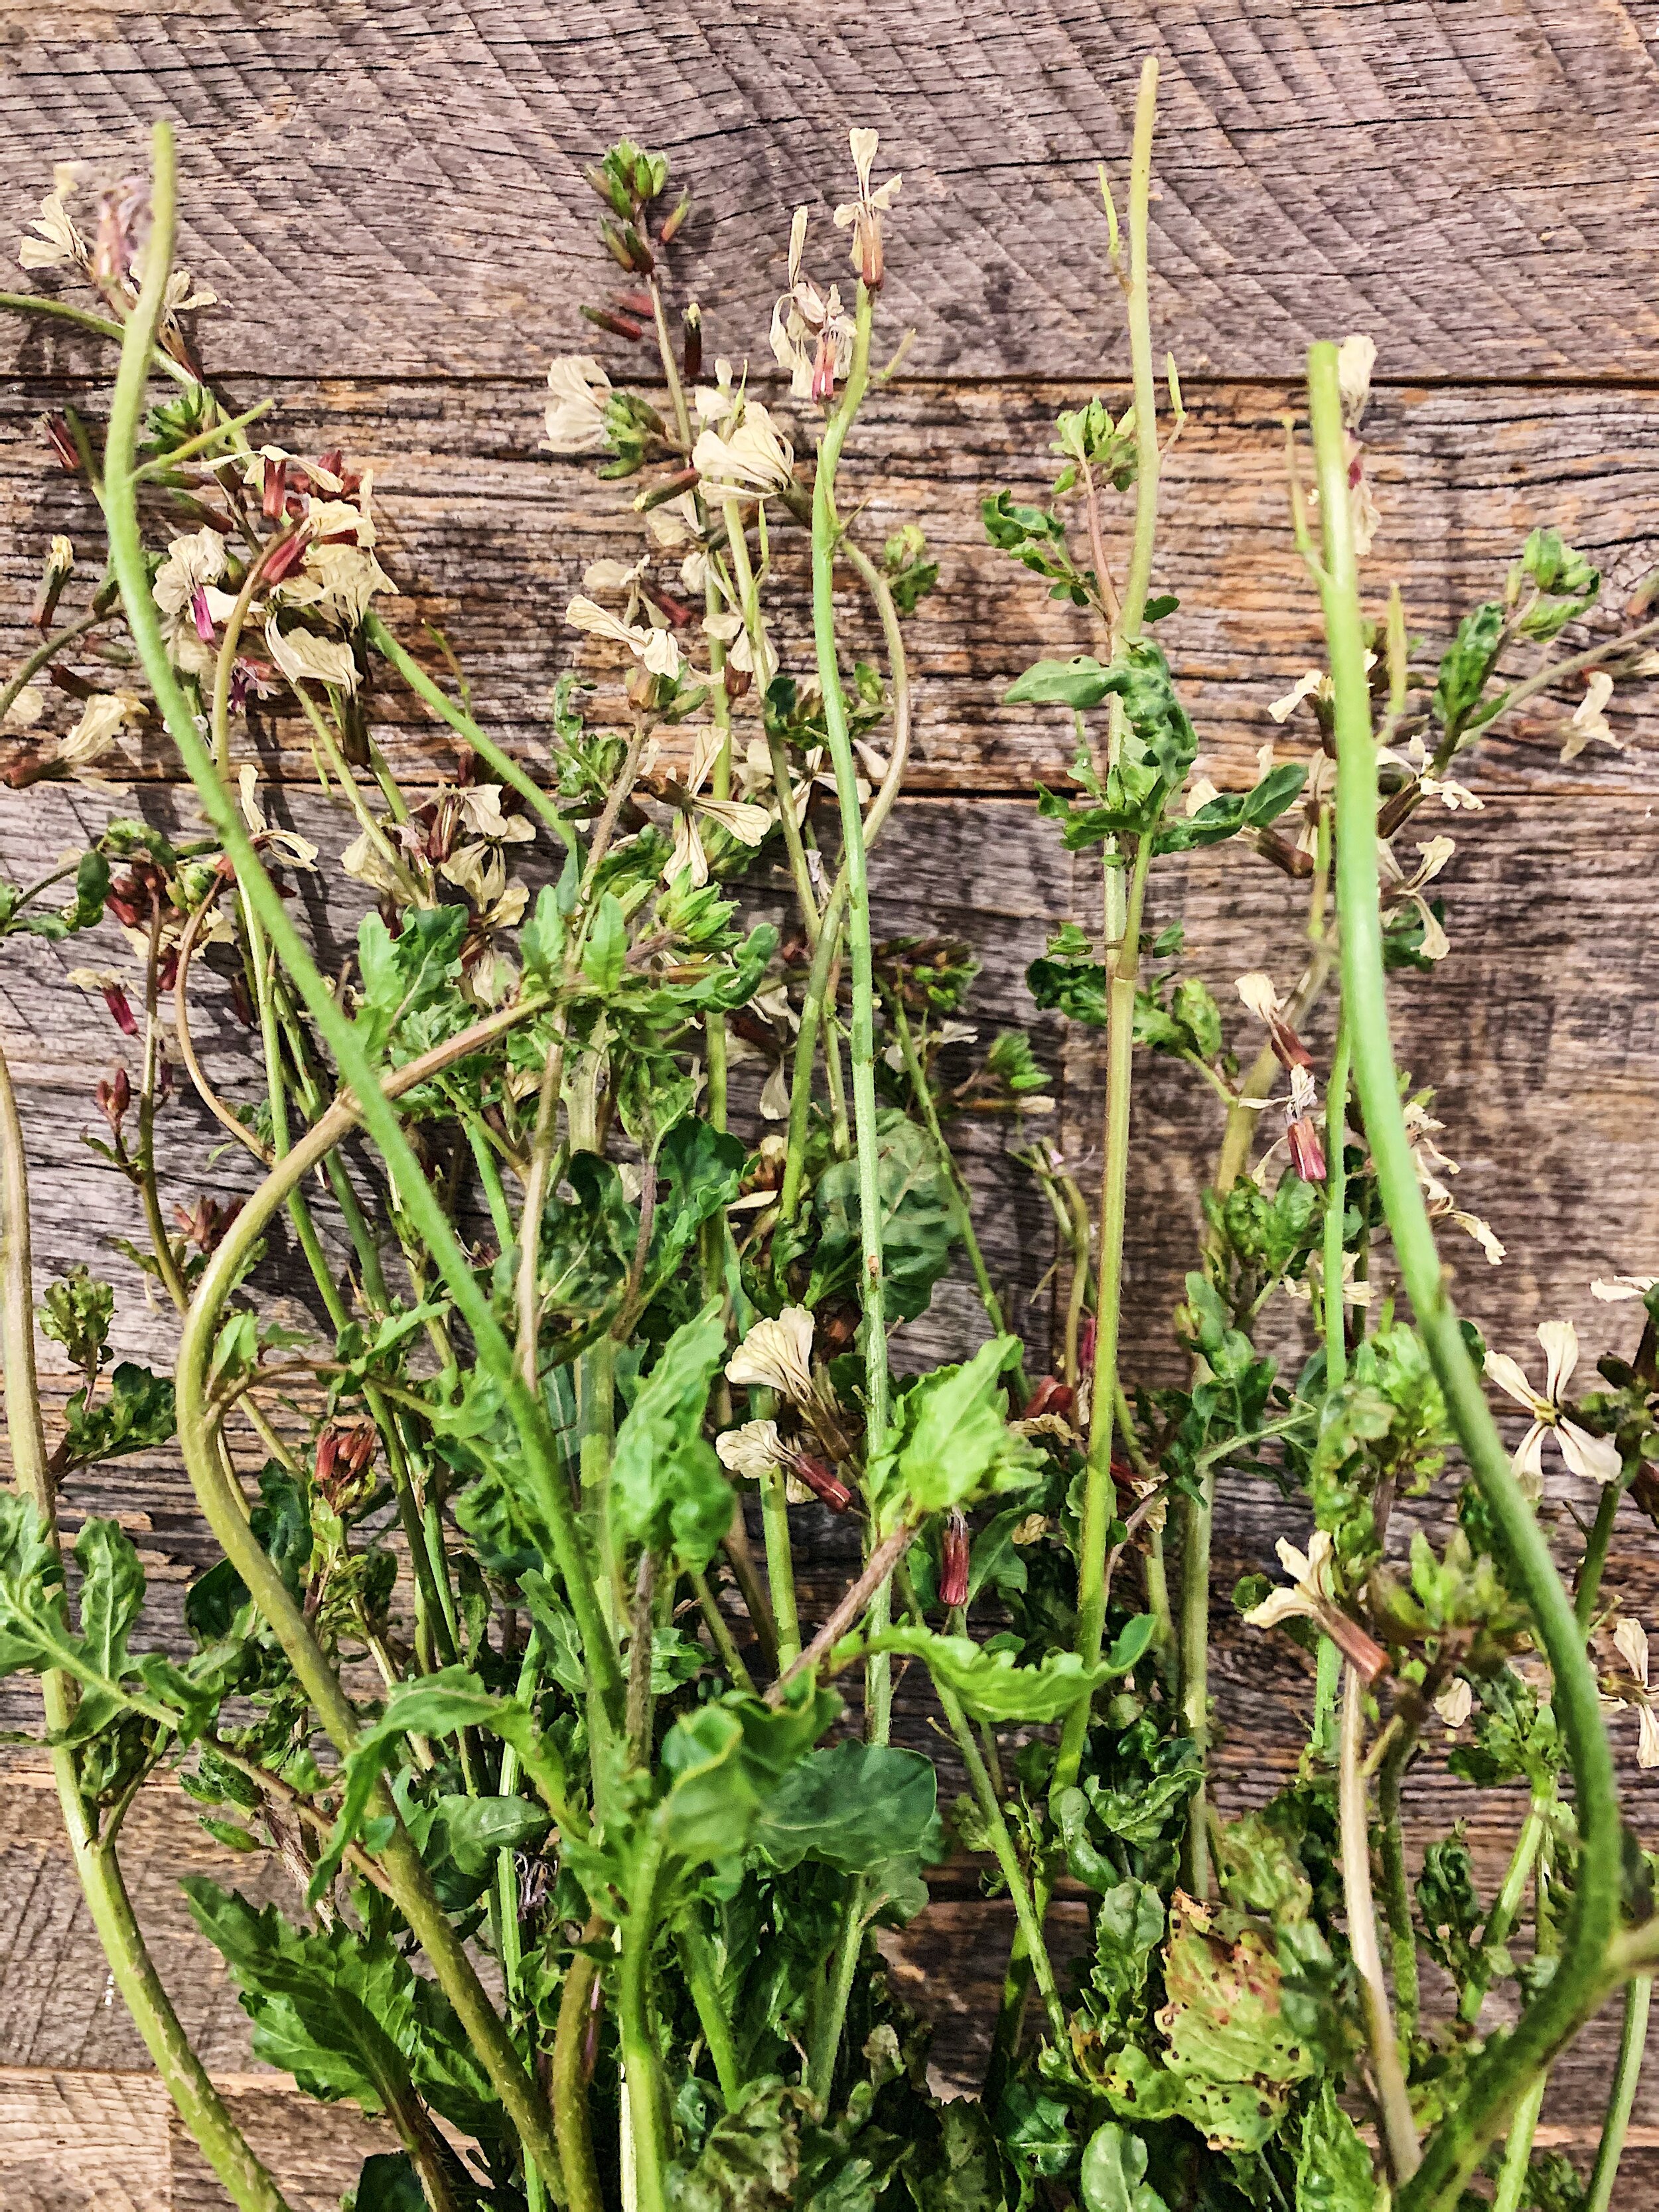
173, 1194, 242, 1254
314, 1420, 378, 1512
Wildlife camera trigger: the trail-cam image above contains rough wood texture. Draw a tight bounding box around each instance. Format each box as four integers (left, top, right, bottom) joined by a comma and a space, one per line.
1, 1, 1658, 380
5, 1, 1659, 2200
5, 382, 1659, 798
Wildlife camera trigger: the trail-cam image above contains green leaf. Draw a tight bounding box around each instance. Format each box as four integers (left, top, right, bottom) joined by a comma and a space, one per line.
1432, 600, 1505, 738
658, 1687, 839, 1865
520, 883, 567, 988
810, 1112, 957, 1325
865, 1339, 1036, 1532
582, 891, 627, 991
62, 1362, 176, 1467
609, 1301, 733, 1572
1080, 2124, 1168, 2212
181, 1882, 499, 2139
674, 2079, 814, 2212
752, 1741, 937, 1873
852, 1626, 1139, 1724
352, 2154, 425, 2212
644, 1118, 746, 1293
1005, 655, 1118, 709
38, 1264, 113, 1374
1295, 2084, 1379, 2211
74, 1518, 144, 1688
354, 907, 467, 1062
1155, 1892, 1321, 2152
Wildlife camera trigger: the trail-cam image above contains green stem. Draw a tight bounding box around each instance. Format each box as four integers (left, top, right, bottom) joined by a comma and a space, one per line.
0, 289, 197, 382
0, 1044, 293, 2212
1490, 2073, 1548, 2212
1323, 1024, 1351, 1390
550, 1928, 604, 2212
0, 595, 115, 724
1339, 1670, 1419, 2181
1459, 1795, 1548, 2027
1377, 1722, 1421, 2041
758, 1458, 802, 1668
1584, 1974, 1651, 2212
619, 1836, 669, 2212
1118, 57, 1163, 639
676, 1910, 743, 2108
364, 610, 576, 853
1575, 1473, 1623, 1631
1056, 836, 1151, 1803
1309, 337, 1623, 2212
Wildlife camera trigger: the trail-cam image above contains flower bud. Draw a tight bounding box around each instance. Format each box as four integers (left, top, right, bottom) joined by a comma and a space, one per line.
315, 1419, 378, 1507
791, 1453, 853, 1513
661, 192, 692, 246
259, 529, 309, 587
261, 456, 289, 521
1021, 1376, 1075, 1422
581, 304, 645, 342
940, 1509, 970, 1609
33, 537, 74, 631
95, 1065, 130, 1135
101, 982, 137, 1036
1287, 1114, 1327, 1183
42, 414, 80, 474
682, 301, 703, 385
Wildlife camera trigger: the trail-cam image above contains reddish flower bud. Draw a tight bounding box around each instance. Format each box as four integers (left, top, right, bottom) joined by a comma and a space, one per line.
940, 1509, 970, 1609
811, 331, 840, 404
190, 582, 217, 644
315, 1419, 378, 1506
261, 456, 288, 520
792, 1453, 854, 1514
101, 983, 138, 1037
259, 528, 309, 587
95, 1065, 130, 1134
1021, 1376, 1076, 1423
228, 972, 257, 1029
1287, 1114, 1327, 1184
581, 304, 646, 342
660, 193, 692, 246
42, 414, 80, 473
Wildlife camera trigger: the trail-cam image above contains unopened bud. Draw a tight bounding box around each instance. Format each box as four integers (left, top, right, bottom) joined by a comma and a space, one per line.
1021, 1376, 1075, 1422
600, 221, 636, 272
33, 537, 74, 630
1287, 1115, 1326, 1183
621, 224, 654, 273
660, 192, 692, 245
101, 982, 138, 1037
259, 529, 309, 587
940, 1509, 970, 1609
315, 1419, 378, 1505
683, 301, 703, 384
791, 1453, 854, 1513
190, 583, 217, 644
261, 455, 288, 520
42, 414, 80, 474
581, 304, 646, 342
635, 467, 701, 513
95, 1065, 130, 1135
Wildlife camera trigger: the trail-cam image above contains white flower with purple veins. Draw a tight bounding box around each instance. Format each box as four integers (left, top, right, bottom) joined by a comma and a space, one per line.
153, 528, 240, 672
667, 727, 771, 889
1484, 1320, 1623, 1493
1380, 835, 1455, 962
726, 1305, 816, 1406
1378, 731, 1484, 812
564, 594, 680, 681
543, 356, 613, 455
1613, 1618, 1659, 1768
715, 1418, 787, 1483
265, 616, 359, 694
236, 764, 319, 869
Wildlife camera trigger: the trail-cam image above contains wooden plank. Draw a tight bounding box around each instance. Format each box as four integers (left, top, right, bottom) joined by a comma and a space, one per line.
1, 3, 1658, 381
2, 380, 1657, 799
0, 2065, 169, 2212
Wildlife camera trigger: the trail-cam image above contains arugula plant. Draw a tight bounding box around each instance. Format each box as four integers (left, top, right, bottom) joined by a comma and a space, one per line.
1, 64, 1658, 2212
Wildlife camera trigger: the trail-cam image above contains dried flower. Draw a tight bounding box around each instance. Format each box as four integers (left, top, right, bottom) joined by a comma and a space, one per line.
19, 167, 90, 273
68, 968, 139, 1037
770, 209, 857, 402
265, 615, 359, 694
833, 127, 901, 291
1484, 1321, 1623, 1492
726, 1305, 816, 1405
1235, 970, 1313, 1070
34, 536, 74, 629
94, 1065, 130, 1136
1379, 835, 1455, 962
939, 1509, 970, 1609
715, 1419, 788, 1483
238, 764, 321, 869
1284, 1065, 1327, 1183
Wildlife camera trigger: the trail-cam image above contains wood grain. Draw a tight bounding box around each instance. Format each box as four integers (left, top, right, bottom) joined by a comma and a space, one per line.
3, 2, 1659, 382
3, 380, 1657, 801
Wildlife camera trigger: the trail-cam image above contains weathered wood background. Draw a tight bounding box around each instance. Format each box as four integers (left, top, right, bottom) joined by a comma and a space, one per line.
5, 1, 1659, 2201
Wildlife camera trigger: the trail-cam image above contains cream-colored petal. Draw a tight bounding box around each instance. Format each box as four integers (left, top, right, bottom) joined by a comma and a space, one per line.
1484, 1351, 1544, 1415
1640, 1704, 1659, 1770
1538, 1317, 1580, 1402
1512, 1422, 1548, 1500
1557, 1419, 1623, 1487
1615, 1616, 1650, 1688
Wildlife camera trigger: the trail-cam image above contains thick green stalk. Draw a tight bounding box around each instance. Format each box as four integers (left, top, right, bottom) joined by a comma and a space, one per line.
550, 1932, 604, 2212
0, 1045, 292, 2212
1376, 1724, 1421, 2040
1323, 1023, 1351, 1390
1490, 2073, 1549, 2212
1056, 835, 1151, 1801
619, 1835, 670, 2212
1309, 337, 1624, 2212
1118, 57, 1163, 638
1584, 1975, 1651, 2212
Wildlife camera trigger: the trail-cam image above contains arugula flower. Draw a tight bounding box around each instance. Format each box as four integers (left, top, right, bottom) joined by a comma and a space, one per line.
1611, 1619, 1659, 1767
833, 127, 902, 290
543, 354, 613, 454
726, 1306, 816, 1407
1484, 1321, 1622, 1491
